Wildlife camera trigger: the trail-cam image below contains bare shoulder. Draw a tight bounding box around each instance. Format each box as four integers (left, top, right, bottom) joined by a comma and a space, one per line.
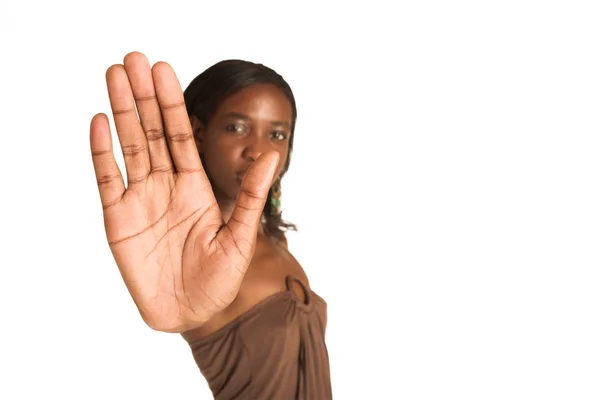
276, 233, 311, 286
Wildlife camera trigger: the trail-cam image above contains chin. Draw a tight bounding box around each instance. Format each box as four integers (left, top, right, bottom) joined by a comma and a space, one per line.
228, 181, 244, 200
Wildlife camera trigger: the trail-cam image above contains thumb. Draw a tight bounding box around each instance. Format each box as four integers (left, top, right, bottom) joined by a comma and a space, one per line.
225, 151, 280, 246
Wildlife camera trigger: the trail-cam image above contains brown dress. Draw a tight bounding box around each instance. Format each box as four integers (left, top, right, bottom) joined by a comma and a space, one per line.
186, 276, 332, 399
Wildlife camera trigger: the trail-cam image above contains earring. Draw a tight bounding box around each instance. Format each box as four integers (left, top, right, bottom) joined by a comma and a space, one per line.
270, 177, 282, 216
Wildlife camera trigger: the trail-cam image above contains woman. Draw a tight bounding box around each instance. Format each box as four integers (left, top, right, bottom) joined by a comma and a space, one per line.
89, 51, 332, 399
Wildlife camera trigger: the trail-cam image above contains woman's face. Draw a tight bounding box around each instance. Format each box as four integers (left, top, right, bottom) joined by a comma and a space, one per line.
195, 83, 292, 201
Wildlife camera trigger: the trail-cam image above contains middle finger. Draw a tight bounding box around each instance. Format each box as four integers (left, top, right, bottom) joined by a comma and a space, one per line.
123, 52, 174, 174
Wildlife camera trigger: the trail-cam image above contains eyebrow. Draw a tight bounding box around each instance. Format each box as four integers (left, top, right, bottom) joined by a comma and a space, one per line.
223, 112, 290, 127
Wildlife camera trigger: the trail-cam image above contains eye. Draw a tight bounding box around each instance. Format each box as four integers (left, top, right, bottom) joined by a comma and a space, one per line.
225, 123, 247, 134
271, 130, 288, 141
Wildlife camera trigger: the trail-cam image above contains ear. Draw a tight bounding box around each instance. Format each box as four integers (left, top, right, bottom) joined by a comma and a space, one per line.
189, 115, 205, 152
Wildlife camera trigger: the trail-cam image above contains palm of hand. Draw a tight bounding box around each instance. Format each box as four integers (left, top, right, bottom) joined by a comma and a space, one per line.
90, 52, 279, 333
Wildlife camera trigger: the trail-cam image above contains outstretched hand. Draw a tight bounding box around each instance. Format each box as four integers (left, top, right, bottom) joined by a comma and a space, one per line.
90, 52, 279, 333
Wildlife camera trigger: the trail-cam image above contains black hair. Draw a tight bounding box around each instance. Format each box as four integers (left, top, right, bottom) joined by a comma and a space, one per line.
183, 59, 297, 241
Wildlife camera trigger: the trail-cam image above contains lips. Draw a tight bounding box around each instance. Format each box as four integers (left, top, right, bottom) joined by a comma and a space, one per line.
236, 171, 247, 182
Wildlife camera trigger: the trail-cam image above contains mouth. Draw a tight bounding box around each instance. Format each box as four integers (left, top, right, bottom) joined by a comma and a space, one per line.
236, 171, 247, 182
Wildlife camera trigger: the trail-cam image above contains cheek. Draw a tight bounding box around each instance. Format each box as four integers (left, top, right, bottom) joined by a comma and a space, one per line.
202, 146, 232, 179
207, 141, 238, 165
276, 148, 289, 176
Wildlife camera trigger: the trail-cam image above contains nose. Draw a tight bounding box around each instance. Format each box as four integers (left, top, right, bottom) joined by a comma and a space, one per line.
242, 136, 270, 162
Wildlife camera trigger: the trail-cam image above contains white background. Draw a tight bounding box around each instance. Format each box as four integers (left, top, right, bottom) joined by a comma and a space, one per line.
1, 1, 599, 399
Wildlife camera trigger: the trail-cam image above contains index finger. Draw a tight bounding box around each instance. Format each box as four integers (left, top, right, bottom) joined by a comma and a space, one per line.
151, 62, 203, 174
